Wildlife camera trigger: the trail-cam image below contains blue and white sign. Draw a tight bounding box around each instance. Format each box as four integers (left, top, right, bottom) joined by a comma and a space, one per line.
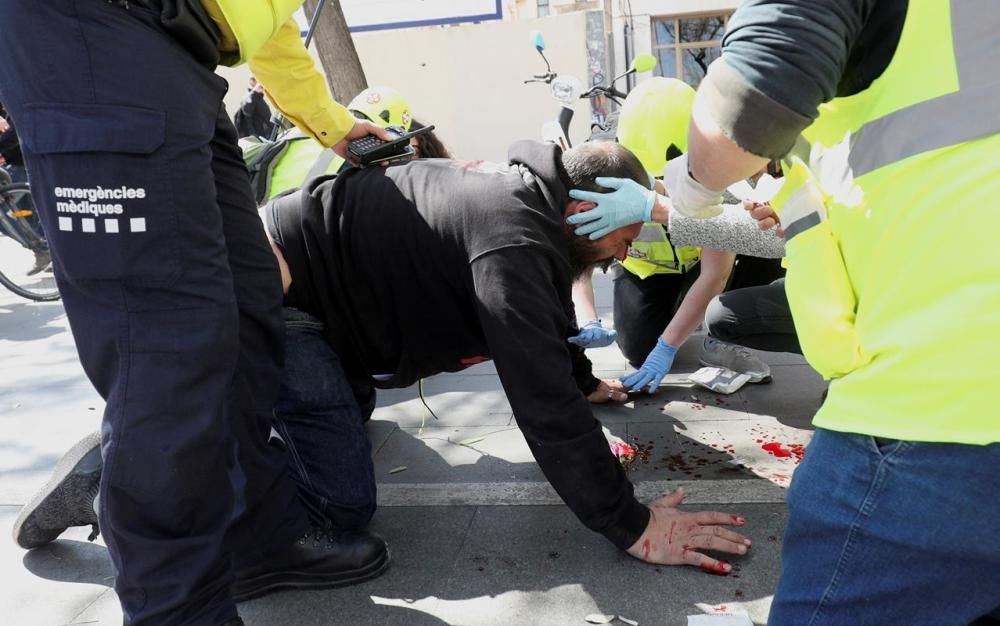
341, 0, 503, 32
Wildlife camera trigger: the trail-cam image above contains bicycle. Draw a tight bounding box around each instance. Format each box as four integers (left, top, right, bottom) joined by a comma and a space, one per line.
0, 168, 59, 301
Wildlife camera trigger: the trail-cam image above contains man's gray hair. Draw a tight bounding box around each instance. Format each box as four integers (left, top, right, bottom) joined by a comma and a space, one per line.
561, 141, 649, 194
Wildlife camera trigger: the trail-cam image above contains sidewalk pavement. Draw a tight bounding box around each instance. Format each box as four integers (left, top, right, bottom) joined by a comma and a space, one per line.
0, 269, 823, 625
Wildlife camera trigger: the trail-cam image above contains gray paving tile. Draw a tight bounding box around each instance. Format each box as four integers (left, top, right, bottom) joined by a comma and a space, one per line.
624, 420, 758, 483
372, 375, 512, 429
623, 415, 812, 490
373, 426, 545, 484
594, 384, 750, 429
1, 506, 115, 626
753, 347, 809, 367
435, 504, 785, 625
64, 589, 122, 625
582, 342, 630, 372
374, 383, 419, 407
366, 419, 398, 457
740, 364, 826, 430
240, 507, 477, 626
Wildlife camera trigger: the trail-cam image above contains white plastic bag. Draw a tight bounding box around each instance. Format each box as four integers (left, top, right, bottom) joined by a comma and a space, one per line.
688, 367, 751, 394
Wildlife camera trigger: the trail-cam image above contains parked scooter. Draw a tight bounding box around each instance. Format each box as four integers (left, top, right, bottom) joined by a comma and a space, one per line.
523, 31, 656, 149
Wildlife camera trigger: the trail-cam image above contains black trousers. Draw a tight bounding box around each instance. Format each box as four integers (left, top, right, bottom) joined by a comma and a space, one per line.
705, 278, 801, 354
612, 265, 699, 367
613, 256, 785, 367
0, 2, 306, 623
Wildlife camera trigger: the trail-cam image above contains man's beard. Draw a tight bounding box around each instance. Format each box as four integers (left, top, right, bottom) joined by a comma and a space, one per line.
567, 237, 613, 279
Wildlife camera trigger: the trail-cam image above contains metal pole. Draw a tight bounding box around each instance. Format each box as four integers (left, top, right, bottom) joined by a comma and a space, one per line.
302, 0, 328, 49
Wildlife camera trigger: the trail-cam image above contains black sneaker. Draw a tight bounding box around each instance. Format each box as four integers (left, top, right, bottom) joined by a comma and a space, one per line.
233, 526, 390, 602
13, 432, 101, 549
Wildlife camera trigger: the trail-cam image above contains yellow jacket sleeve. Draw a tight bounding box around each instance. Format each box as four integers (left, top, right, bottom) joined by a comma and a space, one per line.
246, 18, 356, 148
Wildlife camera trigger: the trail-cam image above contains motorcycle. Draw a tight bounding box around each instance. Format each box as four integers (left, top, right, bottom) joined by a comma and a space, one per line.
523, 30, 656, 150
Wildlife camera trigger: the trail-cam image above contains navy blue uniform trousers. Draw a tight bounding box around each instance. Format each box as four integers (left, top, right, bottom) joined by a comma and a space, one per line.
0, 2, 307, 623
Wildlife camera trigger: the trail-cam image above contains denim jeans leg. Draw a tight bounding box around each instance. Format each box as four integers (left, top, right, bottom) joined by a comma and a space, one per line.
770, 428, 1000, 626
273, 308, 377, 531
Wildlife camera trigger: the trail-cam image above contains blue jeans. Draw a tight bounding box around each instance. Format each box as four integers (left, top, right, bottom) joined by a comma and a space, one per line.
275, 308, 377, 531
769, 429, 1000, 626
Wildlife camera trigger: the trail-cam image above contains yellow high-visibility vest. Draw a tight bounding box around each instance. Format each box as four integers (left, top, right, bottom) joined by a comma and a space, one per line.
771, 0, 1000, 444
268, 133, 344, 201
621, 223, 701, 279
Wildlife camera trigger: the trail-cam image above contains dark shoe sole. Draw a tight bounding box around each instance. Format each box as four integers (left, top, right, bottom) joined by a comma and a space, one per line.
233, 546, 391, 603
13, 432, 101, 550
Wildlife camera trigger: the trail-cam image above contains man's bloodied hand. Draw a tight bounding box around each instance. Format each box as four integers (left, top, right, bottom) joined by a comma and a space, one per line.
626, 487, 751, 573
588, 379, 628, 404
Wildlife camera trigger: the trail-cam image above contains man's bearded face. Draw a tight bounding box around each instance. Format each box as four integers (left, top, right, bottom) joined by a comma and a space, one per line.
568, 236, 614, 279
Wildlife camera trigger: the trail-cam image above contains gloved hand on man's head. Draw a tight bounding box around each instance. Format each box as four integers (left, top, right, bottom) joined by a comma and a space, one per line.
567, 176, 656, 240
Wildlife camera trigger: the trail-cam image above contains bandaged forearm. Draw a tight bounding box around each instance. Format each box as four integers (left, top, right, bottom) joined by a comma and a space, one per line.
668, 203, 785, 258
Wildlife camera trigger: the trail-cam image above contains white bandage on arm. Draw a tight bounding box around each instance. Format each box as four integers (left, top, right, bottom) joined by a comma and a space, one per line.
668, 203, 785, 258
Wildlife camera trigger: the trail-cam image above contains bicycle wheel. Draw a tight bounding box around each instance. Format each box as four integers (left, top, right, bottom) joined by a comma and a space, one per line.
0, 183, 60, 302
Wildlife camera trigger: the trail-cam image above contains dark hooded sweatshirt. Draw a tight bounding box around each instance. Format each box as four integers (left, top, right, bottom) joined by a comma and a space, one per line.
265, 141, 649, 549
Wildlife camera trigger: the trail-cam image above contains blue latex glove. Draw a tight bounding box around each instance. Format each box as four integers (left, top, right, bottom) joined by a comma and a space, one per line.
567, 319, 618, 349
621, 338, 677, 394
566, 176, 656, 240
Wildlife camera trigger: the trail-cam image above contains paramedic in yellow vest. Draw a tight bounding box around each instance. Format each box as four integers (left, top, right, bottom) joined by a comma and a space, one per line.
0, 1, 392, 624
568, 78, 742, 393
264, 86, 412, 201
661, 1, 1000, 624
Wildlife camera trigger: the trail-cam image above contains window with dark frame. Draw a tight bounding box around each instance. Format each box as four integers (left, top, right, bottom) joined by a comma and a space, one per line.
652, 13, 732, 87
537, 0, 551, 17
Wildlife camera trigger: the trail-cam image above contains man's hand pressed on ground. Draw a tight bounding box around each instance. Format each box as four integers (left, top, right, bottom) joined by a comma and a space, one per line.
626, 488, 750, 573
588, 378, 629, 404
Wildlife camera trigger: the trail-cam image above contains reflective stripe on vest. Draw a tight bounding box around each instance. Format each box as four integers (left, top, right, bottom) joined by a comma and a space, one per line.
783, 0, 1000, 238
771, 0, 1000, 445
621, 222, 700, 278
850, 0, 1000, 177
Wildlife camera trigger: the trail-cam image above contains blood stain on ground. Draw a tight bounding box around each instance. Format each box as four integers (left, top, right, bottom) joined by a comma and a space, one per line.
761, 441, 806, 462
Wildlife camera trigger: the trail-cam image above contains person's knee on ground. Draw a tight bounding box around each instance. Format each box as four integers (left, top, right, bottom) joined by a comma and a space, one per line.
275, 310, 378, 532
704, 294, 739, 344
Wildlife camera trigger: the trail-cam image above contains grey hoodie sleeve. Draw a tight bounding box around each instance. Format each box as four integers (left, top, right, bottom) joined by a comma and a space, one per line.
668, 203, 785, 258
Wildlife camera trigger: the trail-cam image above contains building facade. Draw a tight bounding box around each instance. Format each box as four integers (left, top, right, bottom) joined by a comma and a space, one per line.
508, 0, 739, 89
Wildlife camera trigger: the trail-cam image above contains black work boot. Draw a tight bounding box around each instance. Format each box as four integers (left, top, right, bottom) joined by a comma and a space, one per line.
233, 526, 390, 602
13, 432, 101, 549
